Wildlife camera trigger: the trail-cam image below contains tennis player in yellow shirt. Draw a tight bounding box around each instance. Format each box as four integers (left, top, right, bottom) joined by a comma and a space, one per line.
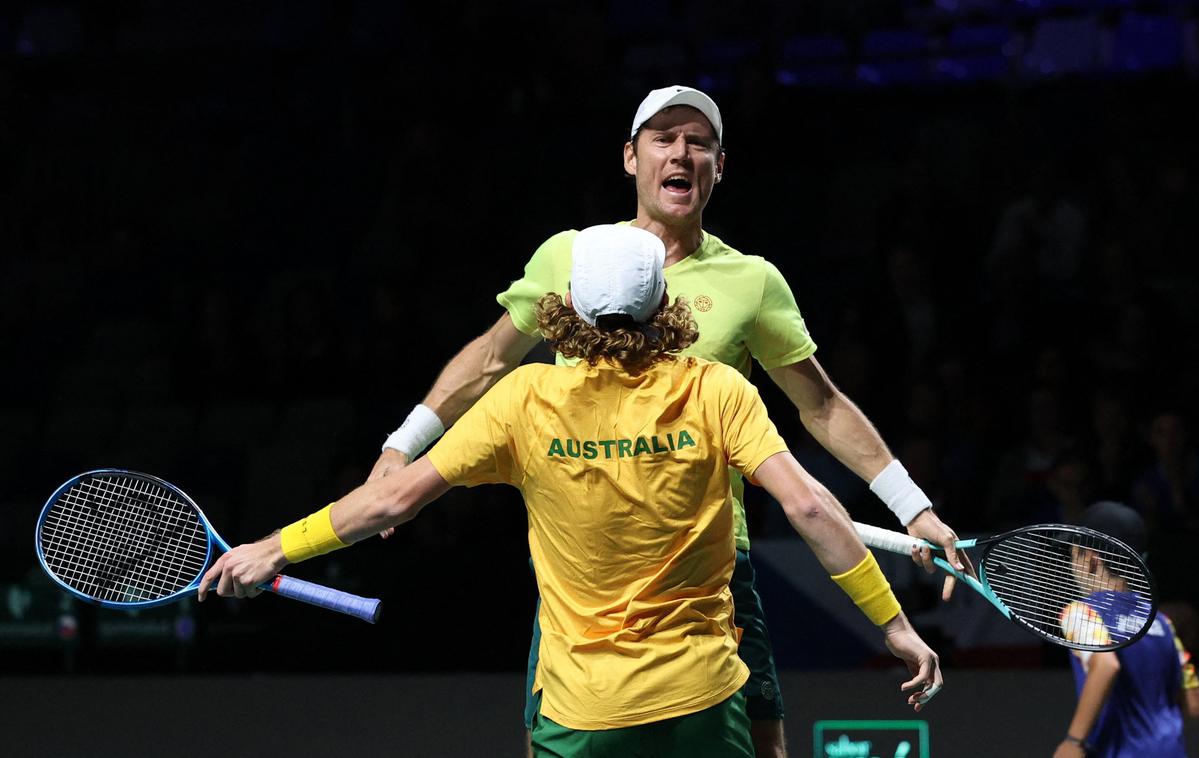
200, 224, 943, 757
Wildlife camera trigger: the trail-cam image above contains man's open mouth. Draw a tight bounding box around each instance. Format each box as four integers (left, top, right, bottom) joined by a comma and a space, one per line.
662, 176, 693, 194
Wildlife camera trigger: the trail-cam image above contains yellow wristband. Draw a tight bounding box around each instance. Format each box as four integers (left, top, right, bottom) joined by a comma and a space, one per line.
279, 503, 349, 563
831, 551, 901, 626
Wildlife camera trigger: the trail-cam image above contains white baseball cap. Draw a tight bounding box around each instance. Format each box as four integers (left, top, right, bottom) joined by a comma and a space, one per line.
570, 225, 666, 327
630, 85, 723, 144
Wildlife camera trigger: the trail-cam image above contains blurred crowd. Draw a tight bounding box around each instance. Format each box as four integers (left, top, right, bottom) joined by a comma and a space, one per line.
1, 1, 1198, 670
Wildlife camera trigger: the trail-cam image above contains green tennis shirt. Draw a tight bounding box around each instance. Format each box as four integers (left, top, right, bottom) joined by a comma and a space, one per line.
497, 225, 817, 551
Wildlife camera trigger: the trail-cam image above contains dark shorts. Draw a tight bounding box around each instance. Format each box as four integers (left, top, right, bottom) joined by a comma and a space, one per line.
530, 690, 753, 758
523, 549, 784, 729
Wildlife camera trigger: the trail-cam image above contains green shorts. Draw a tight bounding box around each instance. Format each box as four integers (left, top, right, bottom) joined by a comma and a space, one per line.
523, 549, 784, 729
729, 548, 786, 720
530, 690, 753, 758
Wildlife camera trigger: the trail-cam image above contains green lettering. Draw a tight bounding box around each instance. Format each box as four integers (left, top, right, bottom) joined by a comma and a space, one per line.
633, 437, 652, 456
582, 440, 598, 460
565, 439, 581, 458
676, 430, 696, 449
548, 438, 565, 457
598, 439, 616, 459
667, 432, 675, 450
617, 439, 633, 458
651, 435, 668, 453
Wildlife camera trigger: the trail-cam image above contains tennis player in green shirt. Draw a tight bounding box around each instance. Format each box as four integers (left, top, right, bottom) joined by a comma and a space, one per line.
369, 85, 968, 758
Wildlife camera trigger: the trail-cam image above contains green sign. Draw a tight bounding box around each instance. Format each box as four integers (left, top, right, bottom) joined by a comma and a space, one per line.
813, 720, 929, 758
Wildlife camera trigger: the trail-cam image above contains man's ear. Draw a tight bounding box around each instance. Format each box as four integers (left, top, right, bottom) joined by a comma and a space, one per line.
623, 141, 637, 176
565, 290, 573, 309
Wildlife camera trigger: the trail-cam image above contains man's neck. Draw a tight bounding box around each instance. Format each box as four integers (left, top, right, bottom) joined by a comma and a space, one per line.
631, 215, 704, 266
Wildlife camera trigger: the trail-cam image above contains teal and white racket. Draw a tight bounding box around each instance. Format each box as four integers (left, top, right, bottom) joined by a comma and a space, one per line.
855, 521, 1157, 652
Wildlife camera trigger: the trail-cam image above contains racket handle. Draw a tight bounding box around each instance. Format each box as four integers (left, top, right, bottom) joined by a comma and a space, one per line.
269, 575, 382, 624
854, 522, 923, 555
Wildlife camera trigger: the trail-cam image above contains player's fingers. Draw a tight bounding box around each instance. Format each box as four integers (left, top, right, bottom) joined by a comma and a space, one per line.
941, 573, 957, 602
232, 571, 253, 599
910, 685, 940, 712
198, 557, 224, 601
217, 568, 235, 598
941, 541, 966, 573
960, 551, 977, 578
379, 527, 395, 540
910, 544, 935, 573
900, 658, 931, 691
917, 679, 943, 705
906, 660, 942, 709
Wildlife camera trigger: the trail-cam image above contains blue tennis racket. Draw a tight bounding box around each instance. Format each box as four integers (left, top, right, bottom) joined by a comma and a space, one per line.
35, 469, 381, 623
855, 521, 1157, 652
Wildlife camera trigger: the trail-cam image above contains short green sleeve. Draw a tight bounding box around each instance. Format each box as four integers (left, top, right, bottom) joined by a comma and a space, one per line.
712, 364, 790, 477
496, 231, 575, 336
745, 261, 817, 370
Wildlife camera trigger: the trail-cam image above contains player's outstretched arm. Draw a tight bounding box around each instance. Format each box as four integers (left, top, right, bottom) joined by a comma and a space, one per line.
751, 451, 943, 710
368, 312, 541, 482
199, 458, 451, 601
768, 357, 972, 599
370, 313, 539, 538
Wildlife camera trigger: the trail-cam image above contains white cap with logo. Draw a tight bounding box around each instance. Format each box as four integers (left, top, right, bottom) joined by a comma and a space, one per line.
570, 225, 666, 327
630, 85, 723, 144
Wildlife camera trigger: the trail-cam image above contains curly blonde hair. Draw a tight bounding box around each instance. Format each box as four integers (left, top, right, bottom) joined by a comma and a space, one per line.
535, 293, 699, 374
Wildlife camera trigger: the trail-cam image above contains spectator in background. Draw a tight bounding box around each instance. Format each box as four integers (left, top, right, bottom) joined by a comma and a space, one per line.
987, 386, 1078, 530
1044, 450, 1096, 526
1085, 388, 1137, 503
884, 243, 940, 376
1133, 411, 1199, 533
988, 158, 1088, 305
1088, 301, 1157, 396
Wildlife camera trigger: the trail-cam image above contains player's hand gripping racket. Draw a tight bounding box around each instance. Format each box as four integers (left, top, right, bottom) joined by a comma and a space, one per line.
855, 521, 1157, 651
35, 469, 381, 623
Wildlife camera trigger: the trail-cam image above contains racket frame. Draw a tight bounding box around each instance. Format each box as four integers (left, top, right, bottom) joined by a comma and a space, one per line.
36, 469, 382, 624
37, 469, 221, 610
854, 521, 1158, 652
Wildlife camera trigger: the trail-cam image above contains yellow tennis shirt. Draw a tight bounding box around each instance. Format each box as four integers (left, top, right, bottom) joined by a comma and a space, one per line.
497, 226, 816, 551
425, 358, 790, 729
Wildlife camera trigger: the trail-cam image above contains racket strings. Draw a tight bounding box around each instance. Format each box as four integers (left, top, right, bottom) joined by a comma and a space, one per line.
67, 477, 206, 600
39, 474, 208, 602
983, 530, 1153, 648
985, 542, 1134, 603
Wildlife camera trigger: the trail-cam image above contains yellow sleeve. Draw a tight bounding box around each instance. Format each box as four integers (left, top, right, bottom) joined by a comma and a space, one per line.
425, 372, 522, 487
495, 231, 575, 336
745, 260, 817, 371
713, 364, 790, 477
1059, 601, 1112, 647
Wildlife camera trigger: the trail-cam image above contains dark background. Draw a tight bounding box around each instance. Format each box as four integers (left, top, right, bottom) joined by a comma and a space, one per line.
2, 0, 1198, 690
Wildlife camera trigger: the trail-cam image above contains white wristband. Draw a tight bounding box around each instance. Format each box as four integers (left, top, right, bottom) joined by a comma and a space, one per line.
869, 459, 932, 527
382, 404, 445, 459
